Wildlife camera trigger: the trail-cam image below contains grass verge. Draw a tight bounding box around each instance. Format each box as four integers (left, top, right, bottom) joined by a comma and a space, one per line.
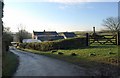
2, 51, 19, 77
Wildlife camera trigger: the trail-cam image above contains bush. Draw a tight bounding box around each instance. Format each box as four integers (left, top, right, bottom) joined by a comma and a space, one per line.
57, 37, 86, 49
108, 52, 116, 54
19, 37, 87, 51
58, 52, 64, 55
19, 43, 28, 49
89, 53, 96, 56
51, 50, 57, 53
40, 42, 54, 51
71, 53, 77, 56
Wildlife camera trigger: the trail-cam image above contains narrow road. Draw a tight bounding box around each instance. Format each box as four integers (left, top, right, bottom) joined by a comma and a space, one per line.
10, 48, 91, 76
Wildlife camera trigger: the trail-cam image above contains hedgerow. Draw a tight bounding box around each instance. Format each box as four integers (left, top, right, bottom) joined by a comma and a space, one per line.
19, 37, 87, 51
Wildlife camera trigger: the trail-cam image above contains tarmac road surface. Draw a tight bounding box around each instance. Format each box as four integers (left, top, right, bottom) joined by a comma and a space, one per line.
10, 48, 91, 76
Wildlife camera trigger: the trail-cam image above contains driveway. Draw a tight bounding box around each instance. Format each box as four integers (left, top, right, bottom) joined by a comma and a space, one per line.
10, 48, 91, 76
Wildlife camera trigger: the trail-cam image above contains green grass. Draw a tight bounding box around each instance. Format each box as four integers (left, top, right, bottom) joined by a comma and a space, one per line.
2, 51, 19, 77
20, 45, 119, 65
19, 45, 119, 76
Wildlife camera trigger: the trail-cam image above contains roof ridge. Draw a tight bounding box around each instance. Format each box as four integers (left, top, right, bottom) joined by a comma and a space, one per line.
33, 31, 57, 32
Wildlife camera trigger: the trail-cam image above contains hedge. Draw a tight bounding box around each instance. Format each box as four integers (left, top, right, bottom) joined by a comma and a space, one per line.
19, 37, 87, 51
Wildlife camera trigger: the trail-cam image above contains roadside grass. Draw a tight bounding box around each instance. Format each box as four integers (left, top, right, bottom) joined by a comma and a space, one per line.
20, 45, 119, 65
19, 44, 119, 76
2, 51, 19, 77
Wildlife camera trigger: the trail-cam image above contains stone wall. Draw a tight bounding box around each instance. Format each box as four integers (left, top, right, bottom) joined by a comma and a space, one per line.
0, 0, 4, 77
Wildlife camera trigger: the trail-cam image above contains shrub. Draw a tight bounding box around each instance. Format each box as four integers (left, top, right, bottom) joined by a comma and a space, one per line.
58, 52, 64, 55
34, 43, 41, 50
108, 52, 116, 54
19, 37, 87, 51
51, 50, 57, 53
89, 53, 96, 56
71, 53, 77, 56
40, 42, 54, 51
57, 37, 86, 49
19, 43, 28, 49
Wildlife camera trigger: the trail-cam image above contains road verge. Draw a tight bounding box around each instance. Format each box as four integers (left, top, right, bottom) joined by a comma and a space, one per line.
2, 51, 19, 77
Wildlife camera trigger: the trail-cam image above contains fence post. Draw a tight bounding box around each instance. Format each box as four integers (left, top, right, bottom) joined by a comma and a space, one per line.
86, 33, 89, 46
93, 27, 95, 34
117, 32, 120, 45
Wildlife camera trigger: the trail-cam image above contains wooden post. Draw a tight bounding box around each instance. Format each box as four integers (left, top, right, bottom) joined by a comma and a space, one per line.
93, 27, 95, 34
117, 32, 120, 45
86, 33, 89, 46
93, 27, 96, 39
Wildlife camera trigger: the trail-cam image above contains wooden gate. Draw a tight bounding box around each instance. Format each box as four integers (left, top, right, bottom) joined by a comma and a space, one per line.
89, 34, 117, 45
86, 32, 120, 45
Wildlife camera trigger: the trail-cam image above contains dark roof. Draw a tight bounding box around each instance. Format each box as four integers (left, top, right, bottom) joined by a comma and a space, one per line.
37, 36, 64, 41
63, 32, 76, 38
33, 31, 58, 35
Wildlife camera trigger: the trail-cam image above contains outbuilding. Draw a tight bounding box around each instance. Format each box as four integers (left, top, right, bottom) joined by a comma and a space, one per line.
22, 39, 41, 43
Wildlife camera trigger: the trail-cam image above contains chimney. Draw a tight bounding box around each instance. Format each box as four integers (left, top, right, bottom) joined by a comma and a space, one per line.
93, 27, 95, 34
44, 30, 45, 32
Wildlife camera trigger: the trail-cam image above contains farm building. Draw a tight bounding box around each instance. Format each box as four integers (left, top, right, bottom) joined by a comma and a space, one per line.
22, 39, 41, 43
32, 30, 64, 41
62, 32, 77, 39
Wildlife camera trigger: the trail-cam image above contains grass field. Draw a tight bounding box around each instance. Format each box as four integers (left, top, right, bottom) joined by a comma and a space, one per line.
19, 44, 119, 76
2, 51, 19, 77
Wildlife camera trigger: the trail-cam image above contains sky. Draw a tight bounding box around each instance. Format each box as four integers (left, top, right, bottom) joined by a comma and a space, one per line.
2, 0, 119, 33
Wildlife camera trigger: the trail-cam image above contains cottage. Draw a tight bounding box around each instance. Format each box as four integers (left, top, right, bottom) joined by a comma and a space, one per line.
32, 30, 64, 41
62, 32, 76, 39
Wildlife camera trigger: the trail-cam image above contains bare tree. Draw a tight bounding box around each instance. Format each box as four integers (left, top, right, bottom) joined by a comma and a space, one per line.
16, 24, 32, 43
102, 17, 120, 32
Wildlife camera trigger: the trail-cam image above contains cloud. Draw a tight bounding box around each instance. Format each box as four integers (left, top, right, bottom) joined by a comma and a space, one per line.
58, 5, 69, 10
58, 2, 95, 10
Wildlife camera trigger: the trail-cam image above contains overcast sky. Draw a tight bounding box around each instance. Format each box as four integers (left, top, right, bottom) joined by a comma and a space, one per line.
3, 0, 119, 33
